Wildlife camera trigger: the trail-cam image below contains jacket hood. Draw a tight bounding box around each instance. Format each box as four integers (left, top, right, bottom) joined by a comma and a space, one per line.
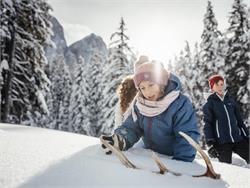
164, 73, 182, 95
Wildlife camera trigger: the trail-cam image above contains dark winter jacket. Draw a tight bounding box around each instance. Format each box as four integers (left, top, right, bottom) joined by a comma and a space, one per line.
203, 92, 249, 145
115, 73, 200, 162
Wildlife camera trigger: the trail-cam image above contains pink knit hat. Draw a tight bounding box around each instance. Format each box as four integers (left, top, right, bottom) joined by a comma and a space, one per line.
133, 61, 169, 87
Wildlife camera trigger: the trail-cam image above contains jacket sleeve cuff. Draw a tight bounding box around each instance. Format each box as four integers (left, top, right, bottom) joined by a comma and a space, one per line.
206, 138, 216, 146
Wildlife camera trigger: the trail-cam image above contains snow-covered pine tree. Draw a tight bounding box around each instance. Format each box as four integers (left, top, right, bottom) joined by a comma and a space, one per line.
23, 56, 72, 129
38, 80, 53, 129
101, 17, 135, 134
57, 70, 72, 132
0, 0, 18, 122
0, 0, 52, 123
69, 56, 90, 135
195, 1, 223, 147
246, 6, 250, 124
84, 50, 105, 137
52, 57, 72, 131
225, 0, 250, 122
175, 41, 193, 98
109, 17, 135, 72
200, 1, 223, 85
192, 42, 206, 148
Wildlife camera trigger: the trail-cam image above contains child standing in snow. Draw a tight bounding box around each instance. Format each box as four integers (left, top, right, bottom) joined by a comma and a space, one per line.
203, 75, 249, 164
101, 56, 200, 162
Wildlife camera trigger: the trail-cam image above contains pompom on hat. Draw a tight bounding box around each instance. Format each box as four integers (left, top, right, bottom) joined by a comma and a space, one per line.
133, 59, 169, 88
208, 74, 224, 89
133, 55, 150, 72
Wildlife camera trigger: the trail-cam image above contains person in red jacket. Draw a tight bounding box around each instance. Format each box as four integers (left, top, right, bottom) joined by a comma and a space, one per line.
203, 74, 249, 164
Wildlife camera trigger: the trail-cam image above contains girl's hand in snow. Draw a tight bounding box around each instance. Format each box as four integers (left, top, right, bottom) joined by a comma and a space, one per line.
100, 134, 126, 154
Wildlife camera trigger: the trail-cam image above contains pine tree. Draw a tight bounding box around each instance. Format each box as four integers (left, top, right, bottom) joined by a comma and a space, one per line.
40, 82, 54, 128
53, 60, 72, 131
192, 1, 223, 147
225, 0, 250, 121
200, 1, 223, 84
69, 56, 89, 135
192, 43, 207, 148
22, 56, 72, 129
85, 51, 104, 136
246, 6, 250, 124
175, 41, 193, 97
101, 17, 135, 134
0, 0, 52, 123
109, 17, 135, 74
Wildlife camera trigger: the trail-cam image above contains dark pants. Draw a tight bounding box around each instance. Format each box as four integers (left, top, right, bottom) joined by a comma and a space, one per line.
216, 139, 249, 164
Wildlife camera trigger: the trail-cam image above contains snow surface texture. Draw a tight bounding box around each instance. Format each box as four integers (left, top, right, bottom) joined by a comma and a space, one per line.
0, 123, 249, 188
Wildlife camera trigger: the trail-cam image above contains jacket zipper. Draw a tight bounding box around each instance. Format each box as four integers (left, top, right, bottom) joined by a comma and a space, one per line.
223, 104, 235, 142
216, 120, 220, 138
236, 119, 240, 135
147, 118, 153, 148
241, 128, 247, 137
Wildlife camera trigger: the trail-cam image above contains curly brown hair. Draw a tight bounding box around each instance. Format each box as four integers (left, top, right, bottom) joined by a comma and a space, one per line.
117, 75, 138, 114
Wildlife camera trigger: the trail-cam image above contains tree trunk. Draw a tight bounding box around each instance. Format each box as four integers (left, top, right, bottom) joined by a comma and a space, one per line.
2, 24, 16, 123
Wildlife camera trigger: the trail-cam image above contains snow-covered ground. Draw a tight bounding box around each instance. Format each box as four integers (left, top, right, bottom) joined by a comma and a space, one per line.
0, 123, 249, 188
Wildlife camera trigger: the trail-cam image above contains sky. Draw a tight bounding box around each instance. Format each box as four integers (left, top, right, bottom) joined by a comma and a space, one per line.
1, 123, 250, 187
47, 0, 250, 63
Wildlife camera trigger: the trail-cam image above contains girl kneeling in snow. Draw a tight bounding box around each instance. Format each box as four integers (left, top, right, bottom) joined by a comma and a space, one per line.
101, 57, 200, 162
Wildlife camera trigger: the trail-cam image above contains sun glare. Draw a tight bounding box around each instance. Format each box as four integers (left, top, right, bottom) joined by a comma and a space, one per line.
131, 27, 182, 67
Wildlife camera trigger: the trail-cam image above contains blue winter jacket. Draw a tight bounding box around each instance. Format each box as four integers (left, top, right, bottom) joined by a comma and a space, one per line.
203, 92, 249, 145
115, 73, 200, 162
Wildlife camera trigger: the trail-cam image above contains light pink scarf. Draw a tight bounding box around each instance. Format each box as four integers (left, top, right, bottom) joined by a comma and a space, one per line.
123, 90, 180, 122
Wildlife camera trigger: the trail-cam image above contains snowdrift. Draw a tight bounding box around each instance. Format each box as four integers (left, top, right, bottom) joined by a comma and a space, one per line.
0, 123, 249, 188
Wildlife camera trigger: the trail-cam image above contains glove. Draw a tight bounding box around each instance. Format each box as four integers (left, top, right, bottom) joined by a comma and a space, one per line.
100, 134, 126, 155
208, 146, 219, 158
